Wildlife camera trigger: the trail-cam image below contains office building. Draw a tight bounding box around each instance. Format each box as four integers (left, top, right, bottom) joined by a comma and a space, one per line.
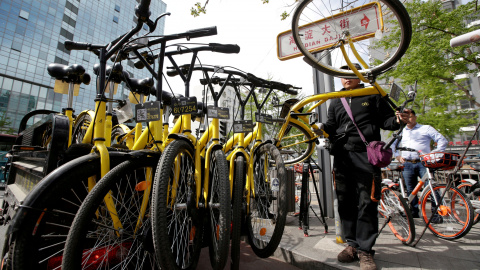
0, 0, 166, 132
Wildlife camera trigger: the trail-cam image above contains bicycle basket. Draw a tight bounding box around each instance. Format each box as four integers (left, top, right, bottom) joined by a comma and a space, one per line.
420, 152, 461, 170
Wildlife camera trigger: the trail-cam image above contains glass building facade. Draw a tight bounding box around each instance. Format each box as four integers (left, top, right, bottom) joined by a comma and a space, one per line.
0, 0, 166, 131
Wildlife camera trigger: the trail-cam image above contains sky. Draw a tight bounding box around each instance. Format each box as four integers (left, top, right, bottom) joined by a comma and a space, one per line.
159, 0, 326, 97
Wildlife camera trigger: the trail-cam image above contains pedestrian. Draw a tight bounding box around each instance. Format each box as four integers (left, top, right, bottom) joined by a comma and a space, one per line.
392, 108, 448, 221
318, 63, 408, 270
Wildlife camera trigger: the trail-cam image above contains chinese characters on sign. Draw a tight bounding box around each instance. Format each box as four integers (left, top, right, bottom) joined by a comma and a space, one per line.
276, 2, 382, 60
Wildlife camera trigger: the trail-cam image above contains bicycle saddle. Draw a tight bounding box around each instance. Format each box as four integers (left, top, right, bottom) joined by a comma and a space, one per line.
279, 98, 301, 118
93, 63, 129, 84
125, 77, 154, 95
160, 91, 183, 106
47, 63, 91, 85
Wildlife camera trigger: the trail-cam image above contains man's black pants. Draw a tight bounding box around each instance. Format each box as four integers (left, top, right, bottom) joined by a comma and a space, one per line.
333, 150, 381, 254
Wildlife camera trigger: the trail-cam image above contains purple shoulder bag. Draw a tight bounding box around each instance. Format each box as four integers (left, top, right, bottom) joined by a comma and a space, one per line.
340, 98, 393, 167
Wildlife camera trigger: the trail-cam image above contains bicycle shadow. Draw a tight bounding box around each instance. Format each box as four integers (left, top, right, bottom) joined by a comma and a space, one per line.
374, 219, 480, 269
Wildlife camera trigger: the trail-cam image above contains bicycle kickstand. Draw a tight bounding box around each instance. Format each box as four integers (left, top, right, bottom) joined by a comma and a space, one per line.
377, 216, 391, 238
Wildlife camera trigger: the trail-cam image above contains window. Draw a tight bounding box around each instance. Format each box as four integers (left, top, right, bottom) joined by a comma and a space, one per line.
113, 16, 119, 23
65, 1, 79, 15
15, 25, 25, 35
19, 10, 29, 20
459, 99, 474, 110
11, 41, 22, 52
2, 78, 13, 91
48, 7, 56, 16
60, 28, 74, 40
54, 56, 68, 65
38, 51, 48, 61
115, 5, 120, 12
63, 14, 76, 27
41, 35, 50, 45
57, 42, 70, 54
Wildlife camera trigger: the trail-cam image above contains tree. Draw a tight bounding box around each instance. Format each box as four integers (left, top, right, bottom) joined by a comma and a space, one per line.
0, 112, 16, 135
190, 0, 296, 19
375, 0, 480, 139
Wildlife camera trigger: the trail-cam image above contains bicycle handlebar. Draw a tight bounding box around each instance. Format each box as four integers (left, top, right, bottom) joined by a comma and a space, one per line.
134, 42, 236, 69
209, 43, 240, 54
450, 29, 480, 47
64, 41, 104, 51
246, 73, 299, 95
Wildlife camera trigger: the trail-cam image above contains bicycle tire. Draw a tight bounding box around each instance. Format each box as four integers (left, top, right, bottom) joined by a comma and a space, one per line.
379, 187, 415, 245
247, 143, 287, 258
151, 140, 203, 270
230, 155, 245, 270
208, 149, 231, 270
62, 157, 160, 269
420, 185, 474, 240
291, 0, 412, 78
10, 154, 125, 270
457, 183, 480, 225
278, 121, 314, 165
72, 112, 93, 144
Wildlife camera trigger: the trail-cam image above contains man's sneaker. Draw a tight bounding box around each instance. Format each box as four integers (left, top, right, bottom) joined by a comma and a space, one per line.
358, 251, 377, 270
430, 214, 443, 224
337, 245, 357, 263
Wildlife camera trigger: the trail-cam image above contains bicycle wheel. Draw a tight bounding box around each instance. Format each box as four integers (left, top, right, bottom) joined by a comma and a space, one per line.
151, 140, 203, 270
208, 149, 231, 270
457, 182, 480, 225
291, 0, 412, 78
10, 153, 125, 270
420, 185, 474, 240
247, 143, 287, 258
72, 112, 93, 144
230, 155, 245, 270
62, 157, 159, 269
379, 187, 415, 245
278, 121, 314, 165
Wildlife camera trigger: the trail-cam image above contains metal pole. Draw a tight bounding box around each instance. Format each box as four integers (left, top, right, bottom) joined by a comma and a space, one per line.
312, 52, 345, 242
312, 53, 334, 218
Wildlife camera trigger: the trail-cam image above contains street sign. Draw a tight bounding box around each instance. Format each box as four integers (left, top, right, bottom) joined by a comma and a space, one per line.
277, 2, 383, 61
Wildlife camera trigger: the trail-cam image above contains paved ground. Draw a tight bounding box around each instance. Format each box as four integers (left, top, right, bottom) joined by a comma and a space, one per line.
198, 241, 301, 270
270, 205, 480, 269
1, 187, 480, 270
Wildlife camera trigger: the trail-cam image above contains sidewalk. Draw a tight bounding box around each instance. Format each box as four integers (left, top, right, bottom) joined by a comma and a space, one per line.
271, 206, 480, 269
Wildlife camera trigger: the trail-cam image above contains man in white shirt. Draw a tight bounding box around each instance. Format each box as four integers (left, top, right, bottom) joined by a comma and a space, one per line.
392, 109, 448, 219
